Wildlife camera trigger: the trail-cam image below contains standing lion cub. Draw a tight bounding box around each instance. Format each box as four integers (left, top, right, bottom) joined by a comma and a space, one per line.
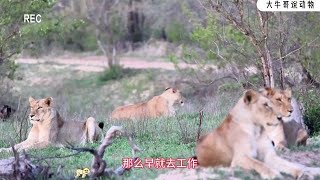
0, 97, 104, 152
111, 87, 184, 120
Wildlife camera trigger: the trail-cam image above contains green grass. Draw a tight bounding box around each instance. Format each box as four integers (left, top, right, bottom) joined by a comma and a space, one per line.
1, 62, 320, 179
0, 114, 222, 179
2, 107, 319, 179
98, 65, 141, 82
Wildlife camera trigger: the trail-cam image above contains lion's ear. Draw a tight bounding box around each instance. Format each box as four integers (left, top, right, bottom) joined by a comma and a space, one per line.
29, 97, 35, 104
172, 88, 177, 93
244, 90, 258, 105
165, 87, 171, 91
259, 87, 274, 97
44, 97, 53, 107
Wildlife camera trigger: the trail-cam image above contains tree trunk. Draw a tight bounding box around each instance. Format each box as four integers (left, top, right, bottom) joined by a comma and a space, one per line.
112, 46, 119, 66
97, 39, 116, 68
264, 44, 274, 88
107, 45, 118, 68
252, 42, 274, 88
206, 0, 276, 87
278, 12, 286, 90
107, 53, 113, 68
279, 43, 285, 89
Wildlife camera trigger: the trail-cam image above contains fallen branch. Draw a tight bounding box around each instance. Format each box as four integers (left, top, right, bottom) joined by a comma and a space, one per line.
273, 36, 320, 63
70, 126, 142, 179
0, 145, 51, 179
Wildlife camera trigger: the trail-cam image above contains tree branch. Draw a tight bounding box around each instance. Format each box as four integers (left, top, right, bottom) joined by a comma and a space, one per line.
197, 110, 204, 141
274, 37, 320, 63
70, 126, 141, 179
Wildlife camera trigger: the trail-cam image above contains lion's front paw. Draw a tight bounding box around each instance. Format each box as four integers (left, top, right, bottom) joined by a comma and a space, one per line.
303, 167, 320, 177
275, 144, 290, 153
260, 169, 283, 179
298, 171, 314, 180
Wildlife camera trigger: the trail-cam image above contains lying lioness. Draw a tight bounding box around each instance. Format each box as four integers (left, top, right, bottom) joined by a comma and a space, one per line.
111, 87, 184, 120
0, 97, 104, 152
196, 90, 320, 179
260, 88, 309, 149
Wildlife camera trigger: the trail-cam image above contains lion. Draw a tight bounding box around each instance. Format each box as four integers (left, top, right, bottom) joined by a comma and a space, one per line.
0, 97, 104, 152
111, 87, 184, 120
196, 90, 320, 179
260, 88, 309, 149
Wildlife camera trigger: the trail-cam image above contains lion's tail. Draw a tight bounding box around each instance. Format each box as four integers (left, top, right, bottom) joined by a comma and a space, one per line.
85, 117, 104, 142
98, 122, 104, 129
190, 155, 199, 165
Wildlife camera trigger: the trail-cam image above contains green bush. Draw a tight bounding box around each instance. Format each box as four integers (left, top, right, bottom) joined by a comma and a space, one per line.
61, 28, 97, 52
151, 28, 165, 40
304, 102, 320, 137
0, 60, 18, 80
302, 89, 320, 136
21, 18, 98, 55
166, 21, 189, 43
98, 65, 141, 83
98, 65, 125, 82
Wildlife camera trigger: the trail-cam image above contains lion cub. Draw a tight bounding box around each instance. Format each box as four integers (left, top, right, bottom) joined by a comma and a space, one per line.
0, 97, 104, 152
196, 90, 320, 179
111, 87, 184, 120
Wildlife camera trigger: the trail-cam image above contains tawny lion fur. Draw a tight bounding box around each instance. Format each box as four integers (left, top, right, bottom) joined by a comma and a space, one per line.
260, 88, 308, 149
111, 87, 184, 120
196, 90, 320, 179
0, 97, 104, 152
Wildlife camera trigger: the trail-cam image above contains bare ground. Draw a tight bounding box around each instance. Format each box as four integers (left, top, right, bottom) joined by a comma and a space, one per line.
16, 55, 201, 72
156, 149, 320, 180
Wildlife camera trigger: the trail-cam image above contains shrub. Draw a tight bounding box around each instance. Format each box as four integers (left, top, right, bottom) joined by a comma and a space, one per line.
98, 65, 125, 82
151, 28, 165, 40
304, 102, 320, 136
302, 89, 320, 136
98, 65, 139, 82
61, 28, 97, 52
166, 21, 189, 43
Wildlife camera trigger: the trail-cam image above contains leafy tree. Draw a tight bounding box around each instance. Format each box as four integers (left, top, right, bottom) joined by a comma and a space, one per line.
0, 0, 57, 78
178, 0, 320, 90
85, 0, 131, 68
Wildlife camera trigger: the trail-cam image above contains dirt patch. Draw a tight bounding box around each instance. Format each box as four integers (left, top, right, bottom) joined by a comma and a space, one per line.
15, 55, 214, 72
73, 65, 104, 72
156, 149, 320, 180
15, 55, 260, 77
156, 168, 233, 180
155, 166, 264, 180
281, 149, 320, 167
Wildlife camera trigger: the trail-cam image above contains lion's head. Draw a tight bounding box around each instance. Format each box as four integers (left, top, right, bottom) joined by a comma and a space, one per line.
163, 87, 184, 106
241, 90, 283, 127
28, 96, 54, 124
259, 88, 293, 121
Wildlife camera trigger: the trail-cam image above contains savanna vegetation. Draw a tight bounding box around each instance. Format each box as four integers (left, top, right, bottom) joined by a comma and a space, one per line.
0, 0, 320, 179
